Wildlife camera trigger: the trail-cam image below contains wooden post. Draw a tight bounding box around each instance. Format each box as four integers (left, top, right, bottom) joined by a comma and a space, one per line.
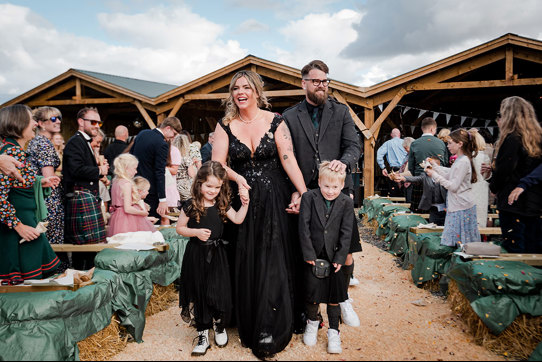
75, 78, 82, 101
364, 108, 375, 198
157, 113, 166, 126
505, 47, 514, 81
168, 97, 185, 118
369, 88, 407, 140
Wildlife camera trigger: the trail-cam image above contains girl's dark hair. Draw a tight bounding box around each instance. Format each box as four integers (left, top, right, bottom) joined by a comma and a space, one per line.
449, 128, 478, 184
0, 104, 32, 140
190, 161, 231, 223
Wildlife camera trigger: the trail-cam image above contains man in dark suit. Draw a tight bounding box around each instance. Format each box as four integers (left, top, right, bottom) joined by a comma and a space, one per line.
63, 107, 109, 269
104, 125, 129, 175
283, 60, 362, 330
200, 132, 214, 164
130, 117, 182, 219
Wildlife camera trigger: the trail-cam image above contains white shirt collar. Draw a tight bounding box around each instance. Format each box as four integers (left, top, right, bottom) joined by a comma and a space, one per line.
79, 130, 91, 140
156, 128, 165, 136
422, 133, 434, 137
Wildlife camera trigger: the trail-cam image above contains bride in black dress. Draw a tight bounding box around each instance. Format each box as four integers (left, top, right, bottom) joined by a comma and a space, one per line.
213, 70, 307, 358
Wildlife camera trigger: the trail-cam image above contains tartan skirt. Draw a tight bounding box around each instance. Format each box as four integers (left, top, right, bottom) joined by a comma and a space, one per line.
65, 189, 106, 245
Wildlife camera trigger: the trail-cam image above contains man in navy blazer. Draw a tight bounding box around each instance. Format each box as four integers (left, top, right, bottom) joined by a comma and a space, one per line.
130, 117, 182, 219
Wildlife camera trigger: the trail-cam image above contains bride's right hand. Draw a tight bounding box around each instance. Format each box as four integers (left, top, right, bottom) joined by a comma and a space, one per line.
14, 223, 40, 241
236, 175, 250, 204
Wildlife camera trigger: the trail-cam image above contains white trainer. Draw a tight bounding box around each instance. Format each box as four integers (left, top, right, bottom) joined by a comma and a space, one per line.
192, 329, 210, 356
327, 329, 342, 354
213, 321, 228, 347
349, 276, 360, 286
303, 319, 320, 346
340, 300, 360, 327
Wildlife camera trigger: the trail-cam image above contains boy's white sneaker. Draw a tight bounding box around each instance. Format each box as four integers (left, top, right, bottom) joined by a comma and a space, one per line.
340, 300, 360, 327
192, 329, 210, 356
213, 321, 228, 347
303, 319, 320, 346
327, 329, 342, 354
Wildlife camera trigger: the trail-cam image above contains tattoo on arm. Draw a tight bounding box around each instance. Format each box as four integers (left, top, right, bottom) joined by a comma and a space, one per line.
283, 155, 289, 160
281, 124, 294, 153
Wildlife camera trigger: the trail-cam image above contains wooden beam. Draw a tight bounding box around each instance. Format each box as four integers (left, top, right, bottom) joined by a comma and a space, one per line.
514, 49, 542, 65
205, 117, 217, 130
157, 113, 166, 126
184, 89, 305, 100
369, 88, 407, 138
168, 97, 185, 117
363, 108, 375, 198
27, 97, 133, 106
79, 79, 129, 99
134, 100, 156, 129
75, 78, 82, 101
50, 243, 169, 252
407, 77, 542, 91
31, 79, 76, 103
332, 90, 371, 139
505, 47, 514, 81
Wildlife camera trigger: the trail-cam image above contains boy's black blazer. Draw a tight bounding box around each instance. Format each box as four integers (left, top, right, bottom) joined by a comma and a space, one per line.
63, 131, 100, 194
298, 189, 354, 265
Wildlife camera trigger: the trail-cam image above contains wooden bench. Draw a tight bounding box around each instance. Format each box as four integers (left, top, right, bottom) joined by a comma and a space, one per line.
382, 203, 411, 208
394, 212, 499, 221
468, 253, 542, 266
0, 282, 93, 294
409, 226, 502, 235
51, 243, 169, 253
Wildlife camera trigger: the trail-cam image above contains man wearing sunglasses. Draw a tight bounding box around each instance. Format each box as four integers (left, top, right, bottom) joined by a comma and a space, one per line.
63, 107, 108, 269
282, 60, 362, 334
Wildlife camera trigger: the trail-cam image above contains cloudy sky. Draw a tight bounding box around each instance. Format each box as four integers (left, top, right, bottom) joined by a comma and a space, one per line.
1, 0, 542, 103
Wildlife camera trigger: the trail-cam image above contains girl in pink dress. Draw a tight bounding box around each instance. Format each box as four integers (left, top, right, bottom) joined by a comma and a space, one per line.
107, 154, 155, 236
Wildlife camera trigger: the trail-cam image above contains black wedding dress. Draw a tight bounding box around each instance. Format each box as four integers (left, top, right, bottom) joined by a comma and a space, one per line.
219, 115, 295, 358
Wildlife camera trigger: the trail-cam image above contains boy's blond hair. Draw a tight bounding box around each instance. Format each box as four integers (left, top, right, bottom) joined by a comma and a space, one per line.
318, 161, 346, 183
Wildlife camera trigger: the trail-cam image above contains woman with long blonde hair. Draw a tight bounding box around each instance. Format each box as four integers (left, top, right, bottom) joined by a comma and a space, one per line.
468, 128, 491, 227
212, 70, 307, 359
489, 96, 542, 253
173, 134, 197, 201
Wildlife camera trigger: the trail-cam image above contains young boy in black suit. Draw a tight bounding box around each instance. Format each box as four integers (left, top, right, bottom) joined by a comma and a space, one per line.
299, 161, 354, 354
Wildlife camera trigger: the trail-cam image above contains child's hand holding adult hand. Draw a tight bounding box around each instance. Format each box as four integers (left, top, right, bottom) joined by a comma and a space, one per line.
197, 228, 212, 241
333, 263, 342, 273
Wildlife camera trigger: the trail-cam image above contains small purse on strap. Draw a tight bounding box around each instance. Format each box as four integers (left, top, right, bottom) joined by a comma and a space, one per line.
312, 259, 331, 279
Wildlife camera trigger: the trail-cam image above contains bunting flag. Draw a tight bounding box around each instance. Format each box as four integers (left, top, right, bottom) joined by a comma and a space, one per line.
460, 116, 467, 126
403, 106, 411, 115
488, 127, 494, 136
418, 109, 426, 118
433, 112, 440, 120
445, 114, 451, 125
410, 125, 416, 134
471, 118, 478, 126
378, 104, 383, 112
485, 119, 491, 128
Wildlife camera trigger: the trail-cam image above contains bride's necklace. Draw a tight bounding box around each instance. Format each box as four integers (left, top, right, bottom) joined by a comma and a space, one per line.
239, 110, 260, 125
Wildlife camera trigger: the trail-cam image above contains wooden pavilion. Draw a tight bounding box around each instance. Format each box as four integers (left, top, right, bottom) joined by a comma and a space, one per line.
3, 33, 542, 199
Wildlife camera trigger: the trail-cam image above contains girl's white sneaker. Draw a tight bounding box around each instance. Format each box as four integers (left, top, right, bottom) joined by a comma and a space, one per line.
192, 329, 210, 356
327, 329, 342, 354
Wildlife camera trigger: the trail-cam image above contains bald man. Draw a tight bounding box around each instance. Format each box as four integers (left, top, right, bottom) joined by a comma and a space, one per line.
376, 128, 407, 196
104, 125, 129, 175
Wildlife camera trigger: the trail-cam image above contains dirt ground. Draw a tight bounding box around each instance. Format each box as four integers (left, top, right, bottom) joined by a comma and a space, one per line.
112, 225, 504, 361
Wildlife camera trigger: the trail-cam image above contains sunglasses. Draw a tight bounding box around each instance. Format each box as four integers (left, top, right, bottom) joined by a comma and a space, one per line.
45, 116, 62, 123
82, 118, 103, 127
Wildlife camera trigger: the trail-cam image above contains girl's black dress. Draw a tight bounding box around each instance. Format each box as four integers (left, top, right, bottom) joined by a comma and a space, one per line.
219, 115, 295, 358
179, 201, 232, 331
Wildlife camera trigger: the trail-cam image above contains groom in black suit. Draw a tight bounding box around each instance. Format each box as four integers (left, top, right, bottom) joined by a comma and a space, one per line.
283, 60, 362, 330
130, 117, 182, 219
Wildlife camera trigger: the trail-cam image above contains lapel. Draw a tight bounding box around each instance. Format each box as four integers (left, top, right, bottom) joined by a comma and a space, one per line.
314, 192, 328, 227
318, 99, 333, 140
326, 194, 345, 227
297, 104, 317, 151
77, 132, 97, 167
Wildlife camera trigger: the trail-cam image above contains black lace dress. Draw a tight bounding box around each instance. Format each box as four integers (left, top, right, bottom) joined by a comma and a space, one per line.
220, 115, 295, 358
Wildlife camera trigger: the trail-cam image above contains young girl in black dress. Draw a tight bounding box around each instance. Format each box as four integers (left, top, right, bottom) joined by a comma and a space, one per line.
176, 161, 249, 356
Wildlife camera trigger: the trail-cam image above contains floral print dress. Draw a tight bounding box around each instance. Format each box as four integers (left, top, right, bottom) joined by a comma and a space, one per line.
27, 134, 64, 244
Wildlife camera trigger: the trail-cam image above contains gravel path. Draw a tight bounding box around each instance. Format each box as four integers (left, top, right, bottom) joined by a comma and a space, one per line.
112, 223, 503, 361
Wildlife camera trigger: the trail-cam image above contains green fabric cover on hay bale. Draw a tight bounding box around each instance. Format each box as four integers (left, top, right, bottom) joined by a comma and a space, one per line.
0, 269, 119, 361
530, 342, 542, 361
93, 229, 189, 343
410, 232, 457, 285
385, 214, 427, 268
448, 260, 542, 334
361, 198, 391, 221
374, 205, 411, 238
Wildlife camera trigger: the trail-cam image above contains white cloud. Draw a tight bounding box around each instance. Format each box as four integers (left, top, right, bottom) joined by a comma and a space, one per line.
0, 3, 247, 103
235, 19, 269, 34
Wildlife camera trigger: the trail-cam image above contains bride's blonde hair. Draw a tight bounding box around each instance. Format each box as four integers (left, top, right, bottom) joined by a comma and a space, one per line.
221, 70, 271, 126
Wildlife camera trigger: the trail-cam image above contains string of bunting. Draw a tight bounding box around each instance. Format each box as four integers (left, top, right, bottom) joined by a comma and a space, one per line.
376, 104, 498, 136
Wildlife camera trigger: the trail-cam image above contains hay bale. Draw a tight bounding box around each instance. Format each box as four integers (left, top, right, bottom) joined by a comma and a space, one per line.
78, 315, 128, 361
145, 284, 178, 317
448, 280, 542, 360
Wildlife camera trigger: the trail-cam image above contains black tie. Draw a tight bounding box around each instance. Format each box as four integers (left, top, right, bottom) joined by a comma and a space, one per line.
311, 107, 319, 129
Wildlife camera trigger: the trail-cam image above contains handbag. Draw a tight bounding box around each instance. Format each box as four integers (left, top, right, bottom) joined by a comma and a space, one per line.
312, 259, 331, 279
